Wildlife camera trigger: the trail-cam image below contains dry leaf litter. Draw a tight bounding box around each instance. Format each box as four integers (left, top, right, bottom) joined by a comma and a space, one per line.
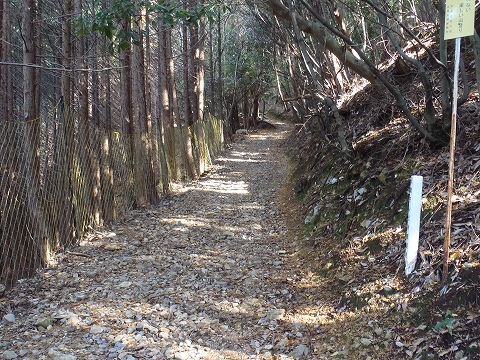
0, 121, 324, 360
3, 116, 478, 360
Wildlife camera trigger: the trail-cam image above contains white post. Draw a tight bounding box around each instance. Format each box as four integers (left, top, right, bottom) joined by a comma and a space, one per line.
405, 175, 423, 275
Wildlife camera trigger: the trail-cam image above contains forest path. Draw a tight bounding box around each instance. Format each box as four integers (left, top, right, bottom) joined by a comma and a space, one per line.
1, 119, 323, 360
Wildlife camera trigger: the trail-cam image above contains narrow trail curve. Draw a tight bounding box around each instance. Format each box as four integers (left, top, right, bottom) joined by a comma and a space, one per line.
1, 119, 324, 360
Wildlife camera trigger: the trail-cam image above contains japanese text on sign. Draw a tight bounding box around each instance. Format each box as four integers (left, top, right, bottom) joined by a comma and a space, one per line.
444, 0, 475, 40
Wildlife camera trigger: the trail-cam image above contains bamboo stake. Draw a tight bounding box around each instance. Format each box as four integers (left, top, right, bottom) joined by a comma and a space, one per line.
443, 37, 461, 282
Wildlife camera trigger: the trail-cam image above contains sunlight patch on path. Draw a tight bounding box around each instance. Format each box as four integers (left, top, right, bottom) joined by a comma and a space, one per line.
197, 179, 250, 195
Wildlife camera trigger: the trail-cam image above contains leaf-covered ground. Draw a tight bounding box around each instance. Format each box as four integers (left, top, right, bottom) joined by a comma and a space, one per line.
0, 120, 335, 360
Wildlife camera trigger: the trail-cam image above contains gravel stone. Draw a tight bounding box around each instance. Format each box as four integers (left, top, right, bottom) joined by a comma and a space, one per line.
2, 350, 18, 360
47, 349, 77, 360
1, 314, 15, 324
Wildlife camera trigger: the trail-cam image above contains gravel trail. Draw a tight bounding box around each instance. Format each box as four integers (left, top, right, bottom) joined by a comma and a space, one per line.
1, 120, 321, 360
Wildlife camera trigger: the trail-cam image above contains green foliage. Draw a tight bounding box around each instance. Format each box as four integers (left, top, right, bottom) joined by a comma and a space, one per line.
434, 310, 456, 335
75, 0, 229, 53
222, 11, 275, 101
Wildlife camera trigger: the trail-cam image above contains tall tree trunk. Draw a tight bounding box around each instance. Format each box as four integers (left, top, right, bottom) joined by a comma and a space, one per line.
119, 21, 135, 210
251, 94, 259, 128
61, 0, 79, 242
62, 0, 72, 111
130, 18, 148, 207
0, 1, 13, 122
76, 0, 103, 226
286, 49, 304, 123
95, 0, 116, 222
98, 35, 116, 223
16, 0, 49, 281
191, 16, 208, 174
34, 0, 42, 122
165, 26, 196, 179
243, 96, 249, 128
23, 0, 41, 178
183, 23, 194, 127
217, 11, 224, 124
143, 13, 159, 204
156, 23, 171, 191
158, 24, 177, 180
183, 21, 199, 176
209, 21, 215, 117
273, 44, 288, 112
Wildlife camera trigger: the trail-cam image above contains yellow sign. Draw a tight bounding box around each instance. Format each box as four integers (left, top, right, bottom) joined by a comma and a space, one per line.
444, 0, 475, 40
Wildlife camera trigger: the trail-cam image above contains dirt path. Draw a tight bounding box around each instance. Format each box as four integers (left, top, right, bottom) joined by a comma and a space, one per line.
1, 120, 323, 360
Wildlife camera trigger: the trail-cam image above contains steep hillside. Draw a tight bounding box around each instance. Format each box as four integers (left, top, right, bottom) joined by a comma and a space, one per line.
283, 46, 480, 358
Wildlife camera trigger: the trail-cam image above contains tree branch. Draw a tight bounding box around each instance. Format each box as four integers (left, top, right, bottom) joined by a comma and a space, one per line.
298, 0, 438, 142
266, 0, 377, 83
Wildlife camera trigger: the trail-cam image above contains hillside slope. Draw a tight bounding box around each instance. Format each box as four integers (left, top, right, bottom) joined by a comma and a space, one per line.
283, 45, 480, 358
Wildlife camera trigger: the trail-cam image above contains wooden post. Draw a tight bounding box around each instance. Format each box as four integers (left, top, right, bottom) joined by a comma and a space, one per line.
443, 37, 461, 282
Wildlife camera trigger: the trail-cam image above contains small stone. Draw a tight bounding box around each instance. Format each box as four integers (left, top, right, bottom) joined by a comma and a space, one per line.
74, 292, 88, 301
304, 216, 314, 224
118, 281, 132, 289
164, 348, 173, 358
174, 352, 189, 360
89, 325, 104, 334
2, 314, 15, 324
47, 349, 77, 360
114, 342, 126, 350
288, 344, 309, 358
18, 350, 28, 357
276, 337, 289, 348
36, 317, 54, 329
2, 350, 18, 359
266, 308, 286, 320
135, 321, 149, 330
383, 285, 393, 293
104, 243, 122, 251
360, 338, 372, 346
67, 315, 80, 327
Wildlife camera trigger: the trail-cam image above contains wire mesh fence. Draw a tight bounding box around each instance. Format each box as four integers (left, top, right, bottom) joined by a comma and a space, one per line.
0, 0, 225, 290
0, 106, 224, 289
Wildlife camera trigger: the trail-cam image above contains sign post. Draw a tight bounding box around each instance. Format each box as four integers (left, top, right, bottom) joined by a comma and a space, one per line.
442, 0, 475, 282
